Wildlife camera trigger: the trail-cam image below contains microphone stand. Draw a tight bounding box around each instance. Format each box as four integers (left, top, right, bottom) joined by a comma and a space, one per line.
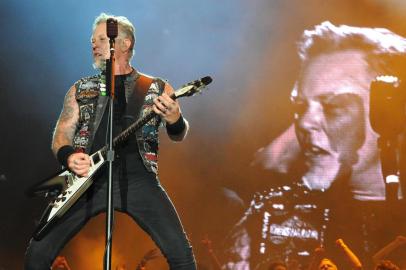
377, 136, 400, 203
370, 77, 405, 203
104, 23, 117, 270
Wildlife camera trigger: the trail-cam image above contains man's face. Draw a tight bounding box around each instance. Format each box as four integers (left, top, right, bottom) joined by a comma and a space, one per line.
318, 259, 338, 270
293, 50, 376, 190
91, 22, 130, 69
91, 22, 110, 69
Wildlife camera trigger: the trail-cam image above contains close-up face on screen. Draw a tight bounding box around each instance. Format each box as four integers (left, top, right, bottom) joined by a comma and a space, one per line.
224, 20, 406, 270
293, 50, 370, 191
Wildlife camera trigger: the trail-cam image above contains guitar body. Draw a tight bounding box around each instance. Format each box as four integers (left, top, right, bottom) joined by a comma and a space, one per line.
33, 150, 105, 240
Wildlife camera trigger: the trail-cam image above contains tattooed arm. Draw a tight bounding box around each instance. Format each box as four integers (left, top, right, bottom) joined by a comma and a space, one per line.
51, 85, 79, 155
52, 85, 91, 176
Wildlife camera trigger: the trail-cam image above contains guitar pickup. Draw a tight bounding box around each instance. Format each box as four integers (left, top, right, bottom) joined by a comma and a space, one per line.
65, 175, 74, 187
92, 153, 101, 164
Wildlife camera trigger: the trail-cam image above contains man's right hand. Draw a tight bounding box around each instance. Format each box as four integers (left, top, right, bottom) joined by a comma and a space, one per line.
67, 152, 91, 176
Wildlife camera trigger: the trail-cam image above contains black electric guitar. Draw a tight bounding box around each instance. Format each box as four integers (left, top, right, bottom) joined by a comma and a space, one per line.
30, 76, 212, 240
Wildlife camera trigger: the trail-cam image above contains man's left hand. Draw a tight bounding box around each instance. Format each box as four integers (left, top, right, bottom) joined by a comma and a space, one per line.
153, 93, 181, 124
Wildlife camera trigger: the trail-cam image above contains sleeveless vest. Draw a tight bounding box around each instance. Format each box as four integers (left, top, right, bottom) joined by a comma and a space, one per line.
72, 69, 165, 174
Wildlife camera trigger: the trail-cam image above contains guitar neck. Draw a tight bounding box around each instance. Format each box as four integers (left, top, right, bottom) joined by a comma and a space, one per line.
100, 92, 177, 155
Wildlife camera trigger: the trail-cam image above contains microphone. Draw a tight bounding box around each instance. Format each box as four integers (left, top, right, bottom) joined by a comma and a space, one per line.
105, 17, 118, 97
106, 18, 118, 39
370, 75, 406, 138
370, 76, 404, 201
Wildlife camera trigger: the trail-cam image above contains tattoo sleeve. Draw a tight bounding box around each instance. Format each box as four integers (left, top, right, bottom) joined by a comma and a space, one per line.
51, 85, 79, 156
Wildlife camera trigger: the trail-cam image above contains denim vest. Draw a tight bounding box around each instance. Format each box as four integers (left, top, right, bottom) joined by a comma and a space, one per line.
72, 69, 165, 174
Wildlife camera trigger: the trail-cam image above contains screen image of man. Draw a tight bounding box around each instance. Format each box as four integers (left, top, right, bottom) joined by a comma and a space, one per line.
225, 21, 406, 270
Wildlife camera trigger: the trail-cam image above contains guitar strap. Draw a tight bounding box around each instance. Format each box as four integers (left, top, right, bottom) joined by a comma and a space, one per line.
87, 72, 154, 153
125, 73, 154, 122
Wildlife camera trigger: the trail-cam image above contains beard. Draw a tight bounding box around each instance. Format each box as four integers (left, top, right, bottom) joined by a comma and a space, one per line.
92, 57, 107, 71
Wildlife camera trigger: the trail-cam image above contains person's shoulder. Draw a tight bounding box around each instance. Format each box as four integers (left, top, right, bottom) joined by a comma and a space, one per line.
74, 73, 101, 85
137, 71, 167, 84
136, 71, 169, 93
71, 73, 102, 93
137, 71, 155, 80
60, 74, 102, 98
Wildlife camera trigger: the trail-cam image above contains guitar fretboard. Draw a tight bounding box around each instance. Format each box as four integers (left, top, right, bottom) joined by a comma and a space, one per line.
100, 92, 177, 155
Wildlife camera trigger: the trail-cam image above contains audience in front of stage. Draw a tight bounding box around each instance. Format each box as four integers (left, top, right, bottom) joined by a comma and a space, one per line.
51, 256, 71, 270
268, 261, 288, 270
49, 235, 406, 270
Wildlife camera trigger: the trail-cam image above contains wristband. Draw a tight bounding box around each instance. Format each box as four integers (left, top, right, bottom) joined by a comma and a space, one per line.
57, 145, 75, 167
166, 114, 186, 135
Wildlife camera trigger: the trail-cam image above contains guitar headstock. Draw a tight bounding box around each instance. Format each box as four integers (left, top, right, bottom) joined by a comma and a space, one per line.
173, 76, 213, 99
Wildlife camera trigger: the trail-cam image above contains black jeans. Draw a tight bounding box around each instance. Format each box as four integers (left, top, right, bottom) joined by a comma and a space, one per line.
24, 158, 196, 270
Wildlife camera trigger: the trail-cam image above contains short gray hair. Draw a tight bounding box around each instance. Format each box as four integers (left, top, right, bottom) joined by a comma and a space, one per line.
93, 12, 136, 59
298, 21, 406, 77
